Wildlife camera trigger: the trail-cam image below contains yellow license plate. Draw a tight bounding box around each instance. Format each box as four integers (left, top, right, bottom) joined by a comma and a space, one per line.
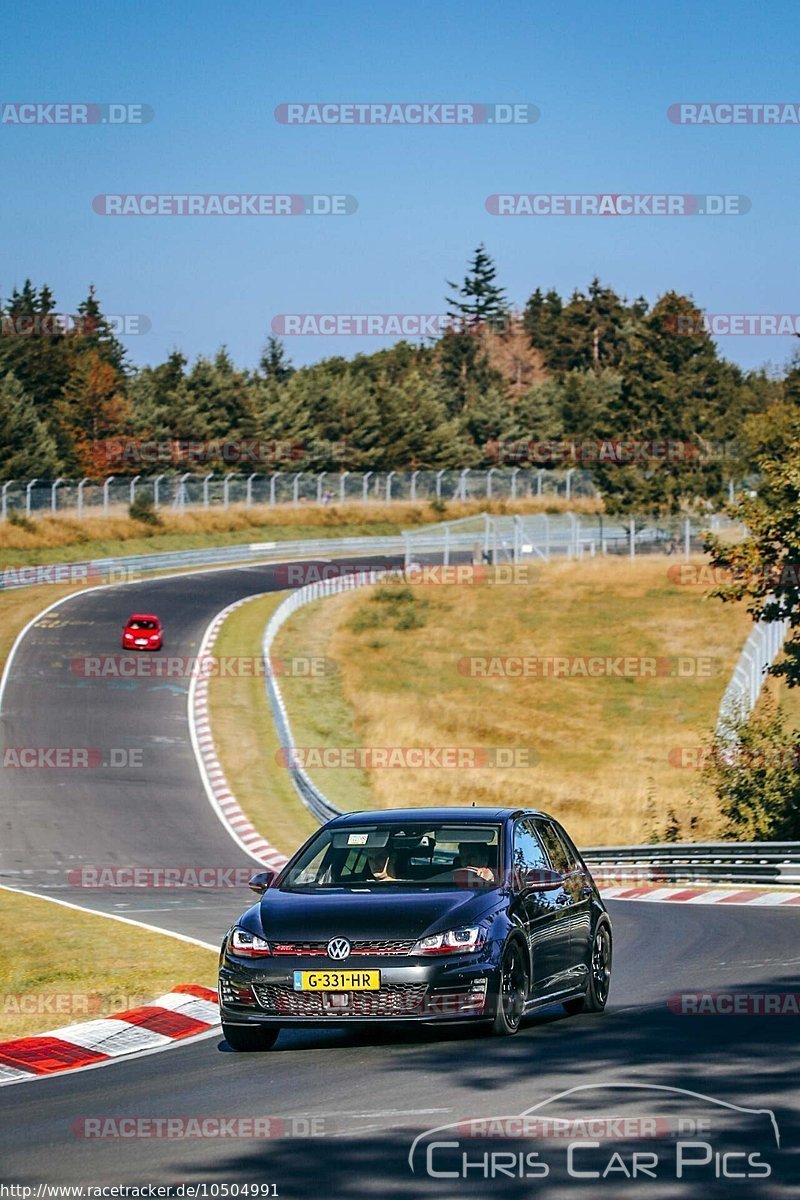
293, 969, 381, 991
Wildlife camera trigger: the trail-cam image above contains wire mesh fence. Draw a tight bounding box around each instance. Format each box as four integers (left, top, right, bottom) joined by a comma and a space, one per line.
0, 469, 600, 519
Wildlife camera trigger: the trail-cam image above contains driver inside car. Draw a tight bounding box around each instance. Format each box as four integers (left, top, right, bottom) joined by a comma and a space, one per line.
365, 846, 401, 881
457, 841, 496, 882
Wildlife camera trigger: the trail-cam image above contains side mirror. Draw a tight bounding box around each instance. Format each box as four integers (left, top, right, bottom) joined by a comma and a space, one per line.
519, 867, 565, 893
248, 870, 276, 894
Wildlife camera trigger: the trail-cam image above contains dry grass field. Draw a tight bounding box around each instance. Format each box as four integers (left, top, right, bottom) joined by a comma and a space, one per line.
270, 556, 755, 847
0, 889, 216, 1040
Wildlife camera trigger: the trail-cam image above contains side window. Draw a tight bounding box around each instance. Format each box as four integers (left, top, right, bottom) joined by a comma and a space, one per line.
536, 821, 575, 874
512, 819, 548, 885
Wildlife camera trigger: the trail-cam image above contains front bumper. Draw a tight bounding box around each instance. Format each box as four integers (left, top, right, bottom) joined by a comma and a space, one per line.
219, 953, 497, 1025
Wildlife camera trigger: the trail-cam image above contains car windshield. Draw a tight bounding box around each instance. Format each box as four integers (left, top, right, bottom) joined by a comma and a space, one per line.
280, 822, 502, 891
129, 620, 157, 630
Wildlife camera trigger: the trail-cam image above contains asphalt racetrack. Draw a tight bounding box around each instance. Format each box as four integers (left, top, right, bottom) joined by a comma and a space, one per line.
0, 561, 797, 1197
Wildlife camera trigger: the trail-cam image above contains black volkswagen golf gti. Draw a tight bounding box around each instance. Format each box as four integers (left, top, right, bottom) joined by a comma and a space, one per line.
219, 807, 612, 1049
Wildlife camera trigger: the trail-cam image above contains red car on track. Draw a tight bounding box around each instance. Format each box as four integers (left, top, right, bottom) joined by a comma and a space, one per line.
122, 613, 163, 651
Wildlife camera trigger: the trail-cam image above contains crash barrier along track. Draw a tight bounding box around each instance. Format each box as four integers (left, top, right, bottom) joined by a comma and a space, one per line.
261, 567, 398, 823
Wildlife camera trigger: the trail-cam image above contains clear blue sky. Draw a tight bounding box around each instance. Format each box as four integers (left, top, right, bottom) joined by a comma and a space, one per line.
2, 0, 798, 374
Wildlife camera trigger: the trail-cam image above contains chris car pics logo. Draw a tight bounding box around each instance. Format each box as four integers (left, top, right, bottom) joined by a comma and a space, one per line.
408, 1083, 780, 1183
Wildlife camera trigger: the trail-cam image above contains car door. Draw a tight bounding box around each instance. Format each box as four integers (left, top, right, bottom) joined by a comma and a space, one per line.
510, 817, 566, 998
535, 819, 593, 993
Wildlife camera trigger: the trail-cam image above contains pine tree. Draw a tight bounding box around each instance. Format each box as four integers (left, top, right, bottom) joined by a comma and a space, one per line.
446, 245, 508, 329
74, 285, 128, 373
260, 335, 295, 383
0, 372, 61, 478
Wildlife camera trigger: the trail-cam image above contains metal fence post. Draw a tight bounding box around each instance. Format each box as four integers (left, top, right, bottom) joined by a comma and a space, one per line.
293, 472, 303, 505
629, 517, 636, 560
386, 470, 395, 501
362, 471, 372, 503
25, 478, 38, 518
435, 469, 445, 501
339, 471, 349, 503
129, 475, 140, 507
684, 517, 691, 560
1, 479, 15, 521
270, 472, 281, 505
203, 473, 214, 509
510, 466, 519, 500
223, 473, 234, 509
153, 474, 164, 509
102, 476, 115, 516
174, 472, 191, 513
76, 477, 89, 518
246, 473, 257, 507
50, 477, 63, 513
410, 470, 419, 502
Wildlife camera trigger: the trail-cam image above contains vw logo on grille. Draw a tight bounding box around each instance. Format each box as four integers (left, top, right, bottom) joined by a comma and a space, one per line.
327, 937, 351, 960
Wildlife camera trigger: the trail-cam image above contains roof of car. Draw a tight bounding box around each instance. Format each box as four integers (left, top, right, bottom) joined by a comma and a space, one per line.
127, 613, 160, 622
327, 807, 547, 826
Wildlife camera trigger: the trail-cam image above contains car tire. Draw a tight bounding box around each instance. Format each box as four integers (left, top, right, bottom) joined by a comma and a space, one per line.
222, 1022, 280, 1051
488, 939, 530, 1036
566, 922, 612, 1015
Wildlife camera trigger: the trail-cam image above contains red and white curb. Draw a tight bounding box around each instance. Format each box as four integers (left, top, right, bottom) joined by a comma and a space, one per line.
0, 984, 219, 1086
190, 598, 289, 873
600, 884, 800, 906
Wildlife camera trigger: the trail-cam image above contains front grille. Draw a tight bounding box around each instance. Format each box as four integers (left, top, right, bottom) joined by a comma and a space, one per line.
252, 982, 428, 1017
268, 939, 414, 957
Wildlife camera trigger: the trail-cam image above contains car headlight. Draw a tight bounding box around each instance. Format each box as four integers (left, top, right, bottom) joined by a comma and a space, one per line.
412, 927, 485, 955
228, 927, 271, 957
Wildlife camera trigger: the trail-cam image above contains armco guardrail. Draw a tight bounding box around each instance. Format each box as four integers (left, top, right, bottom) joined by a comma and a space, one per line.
261, 568, 396, 823
582, 842, 800, 887
0, 536, 412, 592
716, 613, 789, 739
